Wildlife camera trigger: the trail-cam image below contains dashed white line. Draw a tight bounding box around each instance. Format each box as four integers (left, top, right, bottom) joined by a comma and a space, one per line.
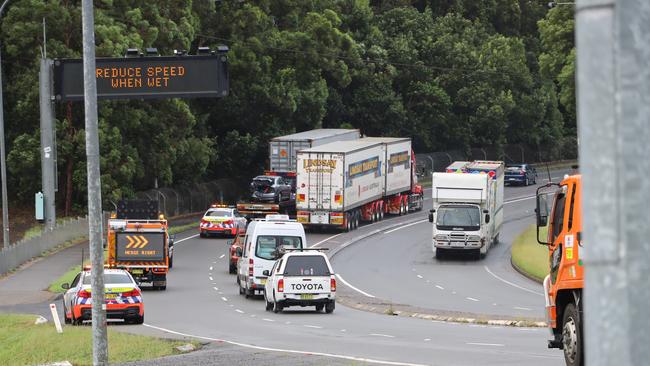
235, 309, 244, 314
341, 329, 347, 332
369, 333, 395, 338
221, 297, 228, 302
435, 285, 445, 290
209, 276, 213, 281
175, 234, 199, 243
484, 266, 543, 296
416, 275, 423, 279
466, 342, 505, 347
285, 321, 291, 325
209, 266, 213, 271
213, 287, 219, 291
384, 219, 428, 234
514, 306, 532, 311
218, 292, 223, 295
143, 324, 428, 366
335, 274, 375, 298
466, 297, 480, 302
310, 233, 343, 248
304, 325, 323, 329
263, 318, 275, 322
424, 338, 431, 342
219, 254, 225, 259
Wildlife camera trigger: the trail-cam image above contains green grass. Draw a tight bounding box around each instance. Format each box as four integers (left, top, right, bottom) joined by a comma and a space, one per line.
0, 314, 199, 366
169, 222, 198, 235
511, 224, 550, 282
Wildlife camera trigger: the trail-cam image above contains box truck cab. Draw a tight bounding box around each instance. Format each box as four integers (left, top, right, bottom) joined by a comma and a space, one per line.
237, 215, 306, 298
429, 161, 504, 259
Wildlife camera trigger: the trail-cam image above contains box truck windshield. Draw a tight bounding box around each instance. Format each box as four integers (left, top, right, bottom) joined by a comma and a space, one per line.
255, 235, 303, 260
436, 205, 480, 231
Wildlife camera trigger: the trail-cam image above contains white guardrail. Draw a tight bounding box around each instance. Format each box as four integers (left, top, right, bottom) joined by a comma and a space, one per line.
0, 216, 89, 277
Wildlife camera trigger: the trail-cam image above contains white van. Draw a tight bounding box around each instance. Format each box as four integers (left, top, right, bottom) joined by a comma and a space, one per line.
237, 215, 306, 297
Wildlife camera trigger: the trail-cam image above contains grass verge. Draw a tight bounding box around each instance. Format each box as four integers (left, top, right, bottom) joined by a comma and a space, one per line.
511, 224, 549, 283
0, 314, 199, 366
169, 222, 198, 235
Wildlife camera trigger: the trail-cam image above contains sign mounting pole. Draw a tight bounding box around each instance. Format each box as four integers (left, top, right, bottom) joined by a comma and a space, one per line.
81, 0, 107, 364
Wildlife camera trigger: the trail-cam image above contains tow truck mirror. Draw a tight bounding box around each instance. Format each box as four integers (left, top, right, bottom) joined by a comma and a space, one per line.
235, 247, 243, 257
61, 283, 70, 290
262, 270, 270, 276
485, 214, 490, 224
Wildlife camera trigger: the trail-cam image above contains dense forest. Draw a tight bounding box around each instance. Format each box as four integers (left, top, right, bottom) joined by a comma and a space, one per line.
0, 0, 575, 213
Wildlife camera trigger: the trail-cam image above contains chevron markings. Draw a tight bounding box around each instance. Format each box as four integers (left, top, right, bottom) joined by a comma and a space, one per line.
125, 235, 149, 249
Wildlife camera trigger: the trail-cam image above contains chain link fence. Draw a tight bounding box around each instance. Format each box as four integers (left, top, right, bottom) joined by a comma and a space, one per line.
129, 178, 247, 218
415, 138, 578, 175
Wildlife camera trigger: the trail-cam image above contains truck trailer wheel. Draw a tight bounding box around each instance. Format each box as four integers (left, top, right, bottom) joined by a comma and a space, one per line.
562, 303, 583, 366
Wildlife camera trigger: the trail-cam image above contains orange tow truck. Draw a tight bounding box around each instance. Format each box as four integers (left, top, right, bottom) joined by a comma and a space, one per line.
106, 200, 174, 290
536, 173, 583, 366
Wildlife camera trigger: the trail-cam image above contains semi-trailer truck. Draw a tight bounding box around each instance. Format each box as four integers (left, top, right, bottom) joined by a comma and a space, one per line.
295, 137, 423, 231
429, 161, 504, 259
238, 129, 360, 219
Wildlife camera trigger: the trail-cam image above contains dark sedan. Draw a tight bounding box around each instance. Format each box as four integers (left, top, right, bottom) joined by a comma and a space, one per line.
505, 164, 537, 186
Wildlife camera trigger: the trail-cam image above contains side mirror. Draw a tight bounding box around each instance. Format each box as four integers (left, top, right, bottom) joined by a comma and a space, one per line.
61, 283, 70, 290
262, 270, 270, 276
235, 247, 243, 257
485, 214, 490, 224
428, 212, 434, 223
536, 191, 550, 245
482, 209, 489, 214
227, 240, 233, 246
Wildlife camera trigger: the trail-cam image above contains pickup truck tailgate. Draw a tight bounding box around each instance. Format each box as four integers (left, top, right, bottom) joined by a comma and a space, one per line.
284, 276, 331, 294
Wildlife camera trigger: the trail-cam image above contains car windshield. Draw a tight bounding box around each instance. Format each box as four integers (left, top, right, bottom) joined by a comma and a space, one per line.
206, 209, 231, 217
284, 255, 330, 276
83, 273, 132, 285
506, 165, 525, 172
255, 235, 303, 260
436, 205, 480, 231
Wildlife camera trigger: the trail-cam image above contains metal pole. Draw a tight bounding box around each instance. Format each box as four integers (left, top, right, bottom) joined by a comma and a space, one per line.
81, 0, 107, 364
577, 0, 650, 365
0, 0, 11, 249
39, 59, 56, 231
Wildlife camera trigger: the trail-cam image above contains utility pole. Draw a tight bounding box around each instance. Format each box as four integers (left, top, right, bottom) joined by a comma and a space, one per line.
0, 0, 11, 249
577, 0, 650, 365
81, 0, 107, 364
39, 58, 56, 231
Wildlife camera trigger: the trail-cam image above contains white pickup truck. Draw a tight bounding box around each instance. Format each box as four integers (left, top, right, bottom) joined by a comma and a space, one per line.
263, 250, 336, 313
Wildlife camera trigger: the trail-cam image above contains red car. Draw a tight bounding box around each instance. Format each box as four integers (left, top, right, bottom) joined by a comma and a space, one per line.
228, 232, 245, 274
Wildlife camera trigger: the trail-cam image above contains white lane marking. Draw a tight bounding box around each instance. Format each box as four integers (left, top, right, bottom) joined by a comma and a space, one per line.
235, 309, 244, 314
484, 266, 543, 296
384, 219, 428, 234
370, 333, 395, 338
310, 233, 343, 248
209, 266, 213, 271
285, 321, 291, 325
219, 254, 225, 259
304, 325, 323, 329
143, 324, 428, 366
221, 297, 228, 302
209, 276, 213, 281
424, 338, 431, 342
466, 297, 479, 302
452, 291, 457, 294
250, 314, 256, 318
263, 318, 275, 322
416, 275, 423, 279
341, 329, 347, 332
213, 287, 219, 291
514, 306, 532, 311
335, 274, 375, 298
218, 292, 223, 295
435, 285, 444, 290
466, 342, 505, 347
229, 304, 234, 307
213, 261, 217, 264
175, 234, 199, 243
504, 195, 536, 205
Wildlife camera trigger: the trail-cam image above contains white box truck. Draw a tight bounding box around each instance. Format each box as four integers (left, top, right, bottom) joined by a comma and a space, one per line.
428, 161, 504, 259
296, 137, 423, 231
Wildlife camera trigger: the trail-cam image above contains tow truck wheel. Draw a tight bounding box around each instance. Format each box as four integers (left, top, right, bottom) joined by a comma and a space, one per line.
562, 303, 583, 366
345, 214, 352, 232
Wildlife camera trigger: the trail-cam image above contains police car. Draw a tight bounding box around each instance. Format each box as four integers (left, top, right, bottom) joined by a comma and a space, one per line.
263, 249, 336, 313
61, 268, 144, 325
200, 205, 247, 238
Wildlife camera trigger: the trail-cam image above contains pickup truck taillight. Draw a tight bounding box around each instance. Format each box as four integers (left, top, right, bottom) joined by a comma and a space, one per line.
78, 289, 91, 298
278, 278, 284, 292
249, 258, 254, 277
331, 277, 336, 292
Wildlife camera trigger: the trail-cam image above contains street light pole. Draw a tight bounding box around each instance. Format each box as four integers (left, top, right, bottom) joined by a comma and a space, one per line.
0, 0, 11, 249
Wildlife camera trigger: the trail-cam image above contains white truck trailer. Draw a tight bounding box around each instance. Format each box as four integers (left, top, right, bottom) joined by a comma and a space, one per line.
296, 137, 423, 231
428, 161, 504, 259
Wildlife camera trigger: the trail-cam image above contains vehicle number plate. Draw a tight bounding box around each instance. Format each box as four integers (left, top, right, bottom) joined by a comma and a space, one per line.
105, 294, 117, 299
310, 212, 329, 224
131, 269, 143, 275
509, 178, 516, 181
260, 278, 267, 285
300, 294, 314, 300
451, 241, 465, 248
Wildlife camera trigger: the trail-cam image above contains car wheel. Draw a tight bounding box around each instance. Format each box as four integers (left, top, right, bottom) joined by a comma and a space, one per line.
129, 315, 144, 325
325, 301, 335, 314
264, 291, 273, 311
239, 283, 245, 295
379, 207, 384, 220
273, 295, 283, 313
229, 264, 237, 274
525, 177, 529, 186
63, 300, 71, 324
200, 232, 206, 238
315, 304, 324, 312
168, 256, 173, 269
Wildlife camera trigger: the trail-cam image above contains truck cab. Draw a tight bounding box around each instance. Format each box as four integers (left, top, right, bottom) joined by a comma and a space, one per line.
536, 174, 583, 366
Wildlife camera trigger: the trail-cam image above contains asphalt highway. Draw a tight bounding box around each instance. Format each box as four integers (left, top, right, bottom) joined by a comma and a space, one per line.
129, 170, 571, 365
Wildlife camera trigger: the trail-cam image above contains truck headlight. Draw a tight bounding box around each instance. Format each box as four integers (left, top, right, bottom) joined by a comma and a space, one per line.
468, 235, 481, 241
435, 235, 448, 241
